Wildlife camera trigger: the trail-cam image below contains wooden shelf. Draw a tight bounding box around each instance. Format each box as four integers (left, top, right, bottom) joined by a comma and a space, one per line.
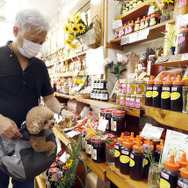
36, 175, 46, 188
142, 106, 188, 131
54, 92, 141, 117
50, 71, 84, 78
110, 19, 176, 46
115, 0, 152, 23
107, 165, 148, 188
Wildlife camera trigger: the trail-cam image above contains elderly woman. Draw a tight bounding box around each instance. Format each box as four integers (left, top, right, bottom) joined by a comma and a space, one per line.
0, 9, 74, 188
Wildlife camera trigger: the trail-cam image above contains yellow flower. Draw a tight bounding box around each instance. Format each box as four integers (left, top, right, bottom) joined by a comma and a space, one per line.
78, 23, 86, 34
68, 34, 76, 41
49, 178, 54, 182
63, 25, 71, 34
66, 159, 73, 168
65, 39, 73, 46
70, 44, 78, 50
72, 25, 80, 35
163, 0, 173, 3
67, 17, 72, 25
73, 12, 81, 23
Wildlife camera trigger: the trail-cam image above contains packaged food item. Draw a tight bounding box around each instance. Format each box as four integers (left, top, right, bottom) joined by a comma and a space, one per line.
182, 82, 188, 113
145, 15, 151, 28
150, 13, 158, 26
134, 17, 141, 32
154, 140, 164, 163
127, 80, 136, 94
135, 94, 145, 108
147, 55, 157, 76
178, 0, 188, 15
130, 94, 136, 108
140, 16, 146, 30
177, 165, 188, 188
177, 153, 188, 168
105, 109, 115, 132
178, 26, 188, 54
136, 80, 146, 95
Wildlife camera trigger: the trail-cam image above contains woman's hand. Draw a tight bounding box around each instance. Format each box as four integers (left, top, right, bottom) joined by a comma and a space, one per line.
0, 115, 23, 139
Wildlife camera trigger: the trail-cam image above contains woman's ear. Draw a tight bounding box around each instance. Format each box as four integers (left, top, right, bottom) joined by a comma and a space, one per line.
13, 26, 19, 37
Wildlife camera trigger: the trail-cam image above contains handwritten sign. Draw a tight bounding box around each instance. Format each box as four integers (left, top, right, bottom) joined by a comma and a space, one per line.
98, 117, 108, 132
112, 19, 123, 30
181, 53, 188, 61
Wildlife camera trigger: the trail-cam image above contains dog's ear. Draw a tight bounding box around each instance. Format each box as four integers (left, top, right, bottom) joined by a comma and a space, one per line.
27, 121, 41, 134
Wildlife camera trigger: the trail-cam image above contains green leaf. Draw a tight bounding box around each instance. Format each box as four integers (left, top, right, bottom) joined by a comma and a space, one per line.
120, 68, 127, 74
114, 66, 119, 74
117, 62, 122, 67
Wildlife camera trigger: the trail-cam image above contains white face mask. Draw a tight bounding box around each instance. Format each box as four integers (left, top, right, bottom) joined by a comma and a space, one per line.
18, 38, 42, 58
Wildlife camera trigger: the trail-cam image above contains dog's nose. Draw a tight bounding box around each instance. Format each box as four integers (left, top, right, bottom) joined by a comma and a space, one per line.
51, 122, 55, 126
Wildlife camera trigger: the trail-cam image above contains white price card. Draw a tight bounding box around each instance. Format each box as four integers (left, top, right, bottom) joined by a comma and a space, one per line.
176, 14, 188, 27
181, 53, 188, 61
112, 19, 123, 30
66, 131, 80, 138
55, 136, 62, 154
98, 117, 108, 132
137, 28, 150, 41
121, 35, 129, 45
60, 152, 70, 163
140, 123, 164, 140
54, 113, 62, 124
129, 32, 138, 43
128, 73, 137, 79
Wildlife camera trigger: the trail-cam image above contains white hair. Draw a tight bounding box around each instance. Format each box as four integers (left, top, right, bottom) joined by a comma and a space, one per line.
15, 9, 50, 33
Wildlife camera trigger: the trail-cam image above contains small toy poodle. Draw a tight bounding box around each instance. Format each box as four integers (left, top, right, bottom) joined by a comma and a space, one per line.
25, 106, 56, 156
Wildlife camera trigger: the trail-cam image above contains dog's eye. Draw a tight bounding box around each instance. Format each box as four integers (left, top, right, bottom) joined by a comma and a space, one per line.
44, 120, 47, 124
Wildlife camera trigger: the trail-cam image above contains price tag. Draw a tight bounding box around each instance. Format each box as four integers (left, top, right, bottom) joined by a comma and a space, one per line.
181, 53, 188, 61
129, 32, 138, 43
66, 131, 80, 138
176, 14, 188, 27
121, 35, 129, 45
137, 28, 150, 41
60, 152, 70, 163
98, 117, 108, 132
140, 123, 164, 140
112, 19, 123, 30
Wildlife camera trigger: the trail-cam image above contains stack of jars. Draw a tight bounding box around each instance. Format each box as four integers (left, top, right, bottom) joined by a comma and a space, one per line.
116, 80, 146, 108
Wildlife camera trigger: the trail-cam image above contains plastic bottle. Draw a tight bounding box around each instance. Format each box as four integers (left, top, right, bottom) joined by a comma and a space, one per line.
177, 165, 188, 188
177, 153, 188, 169
178, 26, 188, 54
134, 17, 141, 32
161, 75, 173, 110
146, 76, 154, 106
140, 16, 146, 30
129, 20, 135, 34
114, 133, 126, 168
150, 13, 158, 26
154, 140, 164, 163
130, 132, 136, 142
129, 140, 144, 181
120, 136, 134, 175
153, 75, 163, 108
145, 15, 151, 28
160, 155, 180, 188
171, 75, 184, 112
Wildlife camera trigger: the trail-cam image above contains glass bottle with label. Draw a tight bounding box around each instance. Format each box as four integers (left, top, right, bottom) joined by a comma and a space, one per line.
153, 75, 163, 108
178, 26, 188, 54
116, 90, 122, 105
135, 94, 145, 108
130, 94, 136, 108
129, 20, 135, 34
147, 55, 157, 76
150, 13, 158, 27
120, 136, 134, 175
160, 155, 180, 188
136, 80, 147, 94
120, 93, 126, 106
127, 80, 136, 94
129, 140, 144, 181
103, 90, 109, 101
105, 109, 114, 133
161, 75, 172, 110
114, 133, 126, 169
178, 0, 188, 15
122, 80, 127, 94
140, 16, 146, 30
146, 76, 154, 106
126, 94, 131, 107
134, 17, 141, 32
171, 75, 184, 112
154, 140, 164, 163
177, 165, 188, 188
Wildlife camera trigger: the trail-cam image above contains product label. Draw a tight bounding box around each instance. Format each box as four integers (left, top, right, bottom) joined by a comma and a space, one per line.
135, 24, 140, 31
135, 101, 142, 108
179, 0, 186, 8
161, 172, 169, 180
150, 19, 157, 26
91, 148, 97, 160
172, 87, 177, 92
161, 92, 171, 99
127, 87, 132, 93
160, 178, 170, 188
163, 87, 170, 91
86, 144, 92, 154
145, 21, 148, 28
153, 91, 159, 98
121, 150, 129, 155
171, 92, 180, 100
99, 83, 103, 89
144, 158, 148, 166
116, 99, 119, 104
119, 30, 124, 37
129, 158, 135, 167
130, 154, 134, 159
178, 35, 185, 44
122, 87, 127, 93
140, 22, 145, 30
120, 98, 126, 105
114, 145, 119, 150
177, 180, 184, 187
120, 155, 130, 164
103, 93, 108, 100
111, 120, 117, 132
114, 150, 120, 157
136, 87, 141, 93
126, 98, 130, 107
130, 100, 135, 107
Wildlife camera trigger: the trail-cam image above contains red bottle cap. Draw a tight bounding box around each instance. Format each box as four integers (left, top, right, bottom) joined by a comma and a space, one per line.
123, 136, 134, 148
105, 109, 115, 113
180, 165, 188, 179
156, 140, 164, 151
164, 155, 179, 171
173, 75, 184, 85
155, 75, 163, 85
133, 135, 142, 145
147, 75, 154, 85
164, 75, 172, 85
117, 132, 126, 143
130, 132, 135, 141
112, 110, 125, 116
177, 153, 188, 168
138, 131, 144, 141
133, 139, 143, 152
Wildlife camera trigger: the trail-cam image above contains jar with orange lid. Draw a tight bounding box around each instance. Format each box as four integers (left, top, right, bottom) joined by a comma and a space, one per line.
150, 13, 158, 26
160, 155, 180, 188
178, 26, 188, 54
140, 16, 146, 30
129, 20, 135, 34
134, 17, 141, 32
178, 0, 188, 15
120, 136, 134, 175
177, 165, 188, 188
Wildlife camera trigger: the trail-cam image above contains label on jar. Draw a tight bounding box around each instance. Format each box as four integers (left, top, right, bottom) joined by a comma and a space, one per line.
111, 120, 117, 132
127, 87, 132, 93
144, 158, 148, 166
178, 35, 185, 44
91, 148, 97, 160
114, 145, 119, 150
177, 180, 184, 187
121, 150, 129, 155
135, 24, 140, 31
171, 92, 180, 100
116, 99, 119, 104
161, 92, 171, 99
136, 87, 141, 93
130, 98, 135, 107
179, 0, 186, 8
120, 155, 130, 164
119, 29, 124, 37
163, 87, 170, 91
150, 18, 157, 26
146, 91, 153, 98
114, 150, 120, 157
103, 93, 108, 101
153, 91, 159, 98
172, 87, 177, 92
126, 98, 130, 106
96, 83, 100, 89
99, 83, 104, 89
140, 22, 145, 29
120, 98, 126, 105
122, 87, 127, 93
135, 101, 142, 108
129, 158, 135, 167
160, 178, 170, 188
161, 172, 169, 180
145, 21, 149, 28
86, 144, 92, 154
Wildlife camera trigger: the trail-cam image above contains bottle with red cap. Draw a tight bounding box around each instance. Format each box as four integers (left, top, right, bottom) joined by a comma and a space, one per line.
119, 136, 134, 175
129, 140, 144, 181
171, 75, 184, 112
114, 133, 126, 169
160, 155, 180, 188
177, 165, 188, 188
153, 75, 163, 108
154, 140, 164, 163
161, 75, 173, 110
177, 153, 188, 169
146, 76, 154, 106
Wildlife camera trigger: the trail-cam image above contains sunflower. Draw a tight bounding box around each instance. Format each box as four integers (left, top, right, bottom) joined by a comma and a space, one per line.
68, 34, 76, 41
72, 25, 80, 35
65, 39, 73, 46
63, 25, 71, 34
73, 12, 81, 23
67, 17, 72, 26
77, 23, 86, 34
70, 44, 78, 50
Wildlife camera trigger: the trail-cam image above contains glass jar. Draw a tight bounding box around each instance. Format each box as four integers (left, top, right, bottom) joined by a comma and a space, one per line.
130, 95, 136, 108
91, 135, 106, 163
106, 146, 115, 165
182, 83, 188, 113
122, 80, 127, 94
120, 93, 126, 106
105, 109, 114, 132
147, 55, 157, 76
126, 94, 131, 107
116, 90, 122, 105
178, 0, 188, 15
64, 114, 73, 128
100, 108, 106, 118
111, 110, 126, 136
127, 80, 136, 94
178, 26, 188, 54
136, 80, 147, 94
135, 94, 145, 108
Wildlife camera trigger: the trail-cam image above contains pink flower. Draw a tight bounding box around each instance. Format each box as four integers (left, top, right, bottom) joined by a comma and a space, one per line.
103, 58, 111, 66
117, 53, 128, 63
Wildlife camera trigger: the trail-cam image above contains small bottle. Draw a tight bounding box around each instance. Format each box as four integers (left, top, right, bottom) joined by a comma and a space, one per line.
105, 109, 114, 132
154, 140, 164, 163
103, 90, 109, 101
93, 80, 97, 89
120, 136, 134, 175
147, 55, 157, 76
150, 13, 158, 26
153, 75, 163, 108
177, 165, 188, 188
129, 20, 135, 34
129, 140, 144, 181
178, 26, 188, 54
145, 15, 151, 28
171, 75, 184, 112
123, 24, 127, 36
137, 0, 143, 5
160, 155, 180, 188
133, 0, 137, 8
177, 153, 188, 169
134, 17, 141, 32
146, 76, 154, 106
140, 16, 146, 30
178, 0, 188, 16
114, 133, 126, 169
161, 75, 173, 110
